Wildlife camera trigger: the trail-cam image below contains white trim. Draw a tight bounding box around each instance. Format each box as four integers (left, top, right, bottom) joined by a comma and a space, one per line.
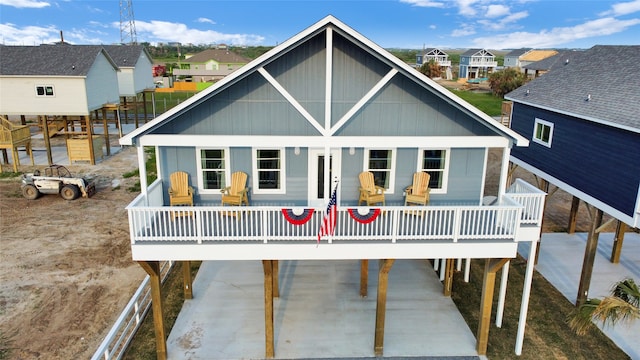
252, 147, 286, 195
416, 148, 451, 194
325, 27, 333, 131
258, 67, 325, 135
510, 156, 637, 225
506, 97, 640, 135
330, 68, 398, 135
532, 118, 554, 148
364, 148, 397, 194
132, 242, 518, 261
138, 135, 509, 149
195, 147, 230, 194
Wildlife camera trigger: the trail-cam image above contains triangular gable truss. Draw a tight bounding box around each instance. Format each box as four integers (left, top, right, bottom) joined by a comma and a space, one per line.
121, 16, 525, 147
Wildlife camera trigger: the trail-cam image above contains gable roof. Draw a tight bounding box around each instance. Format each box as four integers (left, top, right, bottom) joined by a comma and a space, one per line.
504, 48, 531, 58
520, 50, 558, 62
461, 48, 495, 57
102, 44, 152, 68
0, 44, 118, 76
184, 49, 252, 64
423, 48, 448, 56
506, 45, 640, 133
121, 16, 527, 147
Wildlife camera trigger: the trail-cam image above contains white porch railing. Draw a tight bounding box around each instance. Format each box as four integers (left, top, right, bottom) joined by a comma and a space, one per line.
91, 261, 174, 360
505, 178, 546, 226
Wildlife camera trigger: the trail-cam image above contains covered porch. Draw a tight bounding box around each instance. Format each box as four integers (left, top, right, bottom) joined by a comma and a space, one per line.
127, 178, 545, 359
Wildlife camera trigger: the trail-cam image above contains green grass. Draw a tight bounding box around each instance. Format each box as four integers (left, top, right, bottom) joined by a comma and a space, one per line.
123, 147, 157, 192
448, 89, 504, 117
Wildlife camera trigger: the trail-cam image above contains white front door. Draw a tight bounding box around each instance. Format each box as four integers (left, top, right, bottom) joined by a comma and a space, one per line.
308, 149, 341, 208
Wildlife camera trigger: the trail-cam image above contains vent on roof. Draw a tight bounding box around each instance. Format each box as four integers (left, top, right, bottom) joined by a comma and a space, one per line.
565, 59, 569, 64
586, 94, 591, 101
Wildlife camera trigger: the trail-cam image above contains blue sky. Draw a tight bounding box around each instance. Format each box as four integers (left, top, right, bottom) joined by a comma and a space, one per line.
1, 0, 639, 49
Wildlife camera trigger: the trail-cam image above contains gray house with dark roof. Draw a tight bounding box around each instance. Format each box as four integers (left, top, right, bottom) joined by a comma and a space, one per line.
522, 50, 585, 78
0, 44, 120, 116
505, 45, 640, 304
103, 45, 155, 97
503, 48, 531, 68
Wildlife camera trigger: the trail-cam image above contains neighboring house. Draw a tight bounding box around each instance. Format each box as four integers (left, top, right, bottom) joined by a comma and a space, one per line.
173, 48, 252, 82
523, 50, 584, 78
0, 44, 122, 164
120, 16, 546, 358
102, 44, 156, 125
505, 45, 640, 305
0, 44, 120, 116
102, 44, 155, 97
503, 48, 531, 68
416, 48, 452, 79
458, 49, 497, 79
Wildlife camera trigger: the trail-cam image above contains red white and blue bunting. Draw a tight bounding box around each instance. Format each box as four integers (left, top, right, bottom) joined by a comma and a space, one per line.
348, 208, 381, 224
281, 208, 314, 225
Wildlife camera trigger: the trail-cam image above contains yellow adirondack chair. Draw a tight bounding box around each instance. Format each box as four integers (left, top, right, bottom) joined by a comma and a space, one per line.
358, 171, 385, 206
221, 171, 249, 206
404, 172, 430, 206
168, 171, 194, 206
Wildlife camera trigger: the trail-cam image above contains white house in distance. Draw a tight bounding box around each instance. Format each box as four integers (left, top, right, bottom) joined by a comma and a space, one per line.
0, 44, 121, 164
416, 48, 453, 80
173, 48, 252, 82
119, 16, 546, 359
458, 49, 498, 80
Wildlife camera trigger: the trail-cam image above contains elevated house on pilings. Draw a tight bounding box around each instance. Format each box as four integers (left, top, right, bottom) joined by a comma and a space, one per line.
0, 44, 121, 166
102, 45, 156, 128
505, 45, 640, 305
120, 16, 547, 359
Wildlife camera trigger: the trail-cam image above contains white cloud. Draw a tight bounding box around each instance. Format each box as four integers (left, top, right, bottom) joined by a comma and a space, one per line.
455, 0, 478, 16
0, 23, 59, 44
600, 0, 640, 16
399, 0, 445, 8
429, 24, 437, 29
0, 0, 49, 8
485, 4, 510, 18
472, 17, 640, 49
478, 10, 528, 31
196, 17, 216, 25
451, 24, 476, 37
133, 20, 265, 45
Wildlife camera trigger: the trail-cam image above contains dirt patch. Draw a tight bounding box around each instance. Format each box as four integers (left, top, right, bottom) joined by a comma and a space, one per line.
0, 144, 620, 359
0, 145, 146, 359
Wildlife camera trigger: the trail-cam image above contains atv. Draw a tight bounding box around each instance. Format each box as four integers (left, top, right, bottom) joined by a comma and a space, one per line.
21, 164, 96, 200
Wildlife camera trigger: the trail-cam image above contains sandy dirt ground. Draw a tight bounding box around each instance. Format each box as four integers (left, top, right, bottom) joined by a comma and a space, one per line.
0, 136, 619, 359
0, 140, 146, 359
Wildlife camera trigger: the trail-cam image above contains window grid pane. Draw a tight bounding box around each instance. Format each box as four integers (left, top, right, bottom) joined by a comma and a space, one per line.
257, 149, 281, 190
201, 149, 225, 190
368, 150, 391, 188
421, 149, 446, 189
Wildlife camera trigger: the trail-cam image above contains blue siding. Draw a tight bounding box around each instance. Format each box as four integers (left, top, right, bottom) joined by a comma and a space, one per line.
339, 74, 495, 136
510, 103, 640, 217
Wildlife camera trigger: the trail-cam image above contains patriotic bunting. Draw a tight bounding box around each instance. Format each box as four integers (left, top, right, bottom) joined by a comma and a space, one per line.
281, 208, 314, 225
348, 208, 381, 224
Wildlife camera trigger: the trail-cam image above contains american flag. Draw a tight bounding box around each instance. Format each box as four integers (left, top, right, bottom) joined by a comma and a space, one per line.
317, 182, 338, 243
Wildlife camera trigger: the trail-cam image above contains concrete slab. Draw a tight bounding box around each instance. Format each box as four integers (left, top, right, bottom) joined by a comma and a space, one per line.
518, 232, 640, 359
166, 259, 480, 359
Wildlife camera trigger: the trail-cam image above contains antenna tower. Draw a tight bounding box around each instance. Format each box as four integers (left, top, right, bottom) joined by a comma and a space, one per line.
119, 0, 137, 44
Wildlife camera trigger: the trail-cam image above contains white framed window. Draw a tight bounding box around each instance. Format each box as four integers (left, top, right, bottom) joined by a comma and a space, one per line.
35, 85, 55, 97
252, 148, 285, 194
532, 118, 554, 147
196, 148, 230, 193
364, 148, 396, 194
417, 148, 450, 194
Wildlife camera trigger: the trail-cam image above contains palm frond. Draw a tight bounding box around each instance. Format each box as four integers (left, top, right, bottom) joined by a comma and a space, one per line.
568, 298, 601, 335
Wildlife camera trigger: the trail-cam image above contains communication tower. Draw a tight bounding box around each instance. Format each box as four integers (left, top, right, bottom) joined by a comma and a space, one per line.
119, 0, 137, 44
